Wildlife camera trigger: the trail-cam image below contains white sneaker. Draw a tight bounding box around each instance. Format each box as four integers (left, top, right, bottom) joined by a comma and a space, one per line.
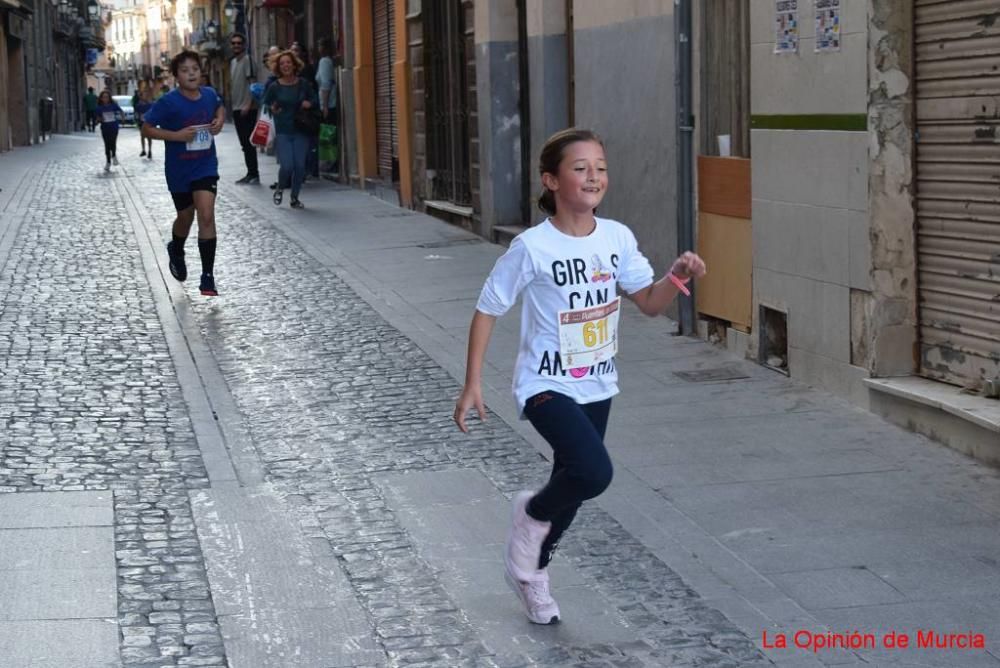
104, 163, 110, 172
505, 490, 551, 582
505, 566, 560, 625
112, 156, 119, 165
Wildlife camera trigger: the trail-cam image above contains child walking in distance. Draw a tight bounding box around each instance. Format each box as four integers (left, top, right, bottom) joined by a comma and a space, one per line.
141, 50, 226, 297
95, 91, 123, 172
453, 128, 706, 625
135, 88, 154, 159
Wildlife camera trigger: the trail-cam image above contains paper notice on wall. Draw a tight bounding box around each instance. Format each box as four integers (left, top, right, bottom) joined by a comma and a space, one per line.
815, 0, 842, 52
774, 0, 799, 54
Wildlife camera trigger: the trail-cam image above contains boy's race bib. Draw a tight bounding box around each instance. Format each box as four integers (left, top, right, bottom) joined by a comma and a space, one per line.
186, 125, 213, 151
557, 297, 621, 369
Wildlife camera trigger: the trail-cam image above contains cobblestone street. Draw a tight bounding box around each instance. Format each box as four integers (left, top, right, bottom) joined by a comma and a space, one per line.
0, 138, 767, 667
1, 149, 226, 666
4, 134, 1000, 668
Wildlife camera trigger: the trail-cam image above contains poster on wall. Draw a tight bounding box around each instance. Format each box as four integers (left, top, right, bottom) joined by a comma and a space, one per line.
774, 0, 799, 54
815, 0, 842, 52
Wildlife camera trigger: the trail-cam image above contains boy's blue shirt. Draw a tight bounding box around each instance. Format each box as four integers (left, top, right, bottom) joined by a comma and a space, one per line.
143, 87, 223, 192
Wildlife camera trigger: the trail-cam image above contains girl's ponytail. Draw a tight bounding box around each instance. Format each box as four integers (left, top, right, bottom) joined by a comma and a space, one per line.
538, 188, 557, 216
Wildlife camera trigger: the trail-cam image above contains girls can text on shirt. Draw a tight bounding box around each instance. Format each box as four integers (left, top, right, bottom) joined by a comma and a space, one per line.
476, 217, 654, 414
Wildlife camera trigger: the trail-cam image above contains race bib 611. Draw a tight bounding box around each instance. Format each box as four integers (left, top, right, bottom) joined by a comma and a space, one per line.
557, 297, 621, 369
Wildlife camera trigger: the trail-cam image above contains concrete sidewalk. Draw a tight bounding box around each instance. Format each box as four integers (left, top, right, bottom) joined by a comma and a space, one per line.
216, 131, 1000, 667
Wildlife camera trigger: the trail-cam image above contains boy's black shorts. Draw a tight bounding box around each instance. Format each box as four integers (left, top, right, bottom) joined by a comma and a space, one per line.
171, 176, 219, 212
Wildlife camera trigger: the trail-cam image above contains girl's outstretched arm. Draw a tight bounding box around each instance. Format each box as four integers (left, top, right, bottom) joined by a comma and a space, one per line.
453, 310, 497, 433
629, 251, 707, 316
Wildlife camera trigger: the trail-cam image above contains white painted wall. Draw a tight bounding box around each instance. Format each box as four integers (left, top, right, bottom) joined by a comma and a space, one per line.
750, 0, 872, 406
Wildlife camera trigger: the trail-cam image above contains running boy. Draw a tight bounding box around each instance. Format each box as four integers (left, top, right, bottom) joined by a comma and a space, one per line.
141, 51, 225, 297
453, 128, 706, 625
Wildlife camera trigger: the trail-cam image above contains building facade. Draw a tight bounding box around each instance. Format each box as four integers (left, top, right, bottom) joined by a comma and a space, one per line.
107, 3, 146, 93
326, 0, 998, 462
693, 0, 999, 461
1, 0, 104, 151
336, 0, 681, 276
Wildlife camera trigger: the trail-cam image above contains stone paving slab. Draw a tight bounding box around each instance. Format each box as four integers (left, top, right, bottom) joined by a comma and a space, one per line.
377, 468, 638, 656
0, 619, 120, 668
219, 608, 384, 668
768, 567, 906, 611
0, 491, 117, 630
0, 567, 116, 620
0, 490, 113, 528
0, 527, 112, 570
191, 485, 383, 667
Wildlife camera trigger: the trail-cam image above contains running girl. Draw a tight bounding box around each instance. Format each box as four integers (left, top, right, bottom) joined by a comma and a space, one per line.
95, 91, 123, 172
453, 128, 706, 625
141, 51, 226, 297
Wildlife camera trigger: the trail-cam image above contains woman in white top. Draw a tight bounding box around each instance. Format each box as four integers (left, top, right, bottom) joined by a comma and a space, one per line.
454, 128, 706, 625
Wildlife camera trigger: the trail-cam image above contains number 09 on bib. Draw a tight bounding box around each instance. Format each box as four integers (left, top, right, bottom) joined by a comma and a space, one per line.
186, 125, 214, 151
558, 297, 621, 369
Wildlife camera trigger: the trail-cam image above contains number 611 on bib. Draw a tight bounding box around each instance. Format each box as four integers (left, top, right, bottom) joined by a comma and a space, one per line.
557, 296, 621, 369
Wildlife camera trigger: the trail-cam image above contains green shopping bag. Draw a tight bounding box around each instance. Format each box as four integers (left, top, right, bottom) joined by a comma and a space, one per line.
319, 124, 338, 163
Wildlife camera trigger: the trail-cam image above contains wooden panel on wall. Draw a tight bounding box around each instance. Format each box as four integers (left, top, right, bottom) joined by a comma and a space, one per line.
697, 156, 751, 219
696, 212, 752, 329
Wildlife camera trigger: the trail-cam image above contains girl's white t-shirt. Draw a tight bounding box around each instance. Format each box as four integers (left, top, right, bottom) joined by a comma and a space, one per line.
477, 217, 655, 413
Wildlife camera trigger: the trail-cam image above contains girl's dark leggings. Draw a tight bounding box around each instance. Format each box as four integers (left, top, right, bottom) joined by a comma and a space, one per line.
522, 391, 612, 569
101, 126, 118, 161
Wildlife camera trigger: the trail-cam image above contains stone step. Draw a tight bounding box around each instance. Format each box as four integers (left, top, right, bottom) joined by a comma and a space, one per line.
492, 224, 527, 247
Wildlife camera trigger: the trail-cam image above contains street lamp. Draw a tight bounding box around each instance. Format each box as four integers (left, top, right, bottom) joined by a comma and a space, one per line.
224, 0, 234, 19
206, 20, 218, 38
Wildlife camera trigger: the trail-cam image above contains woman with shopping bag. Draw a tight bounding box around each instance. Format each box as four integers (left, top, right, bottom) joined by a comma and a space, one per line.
261, 50, 319, 210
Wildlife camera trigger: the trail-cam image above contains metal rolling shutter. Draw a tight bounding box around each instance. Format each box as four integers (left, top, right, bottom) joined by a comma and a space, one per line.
373, 0, 397, 181
915, 0, 1000, 389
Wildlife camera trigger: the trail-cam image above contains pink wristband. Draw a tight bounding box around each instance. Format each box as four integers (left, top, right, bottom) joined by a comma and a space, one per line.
668, 272, 691, 296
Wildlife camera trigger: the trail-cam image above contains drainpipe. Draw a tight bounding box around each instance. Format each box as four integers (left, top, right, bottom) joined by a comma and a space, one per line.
675, 0, 695, 335
517, 0, 531, 224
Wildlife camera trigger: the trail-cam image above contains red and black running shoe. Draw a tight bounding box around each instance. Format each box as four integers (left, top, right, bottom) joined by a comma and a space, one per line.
199, 273, 218, 297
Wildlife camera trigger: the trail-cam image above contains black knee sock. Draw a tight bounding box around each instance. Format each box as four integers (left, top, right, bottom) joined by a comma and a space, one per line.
172, 235, 187, 252
198, 238, 217, 276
